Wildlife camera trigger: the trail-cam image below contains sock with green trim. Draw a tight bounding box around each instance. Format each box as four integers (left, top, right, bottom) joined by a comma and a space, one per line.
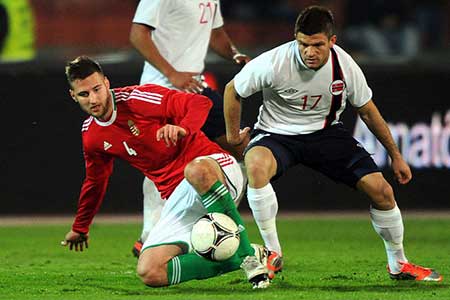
167, 252, 241, 285
200, 181, 254, 257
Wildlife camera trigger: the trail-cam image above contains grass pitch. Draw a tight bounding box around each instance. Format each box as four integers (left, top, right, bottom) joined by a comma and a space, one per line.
0, 215, 448, 300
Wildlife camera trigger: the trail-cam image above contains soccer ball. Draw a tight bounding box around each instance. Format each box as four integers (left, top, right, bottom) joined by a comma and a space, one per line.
191, 212, 240, 261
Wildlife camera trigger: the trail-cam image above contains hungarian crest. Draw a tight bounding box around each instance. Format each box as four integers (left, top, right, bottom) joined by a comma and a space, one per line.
128, 120, 140, 136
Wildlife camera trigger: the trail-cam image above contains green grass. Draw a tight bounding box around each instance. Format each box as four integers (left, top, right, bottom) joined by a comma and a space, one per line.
0, 216, 448, 300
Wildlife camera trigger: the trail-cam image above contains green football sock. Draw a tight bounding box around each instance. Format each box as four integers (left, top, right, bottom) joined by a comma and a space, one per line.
167, 252, 241, 285
200, 181, 254, 257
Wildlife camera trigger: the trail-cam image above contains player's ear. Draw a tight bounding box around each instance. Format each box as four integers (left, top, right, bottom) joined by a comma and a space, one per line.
329, 35, 337, 47
69, 89, 77, 102
104, 76, 110, 89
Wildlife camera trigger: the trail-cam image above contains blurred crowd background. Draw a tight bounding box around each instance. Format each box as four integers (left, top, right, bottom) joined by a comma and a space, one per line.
2, 0, 450, 214
1, 0, 449, 64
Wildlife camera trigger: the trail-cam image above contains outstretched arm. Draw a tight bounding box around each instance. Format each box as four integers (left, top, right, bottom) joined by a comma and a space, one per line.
357, 100, 412, 184
130, 23, 202, 92
62, 152, 113, 251
209, 27, 250, 65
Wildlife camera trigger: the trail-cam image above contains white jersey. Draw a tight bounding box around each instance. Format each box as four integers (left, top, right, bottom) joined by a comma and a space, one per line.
133, 0, 224, 87
234, 41, 372, 135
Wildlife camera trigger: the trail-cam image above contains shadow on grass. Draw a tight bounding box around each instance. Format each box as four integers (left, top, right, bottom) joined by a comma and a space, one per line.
274, 280, 450, 293
78, 280, 450, 296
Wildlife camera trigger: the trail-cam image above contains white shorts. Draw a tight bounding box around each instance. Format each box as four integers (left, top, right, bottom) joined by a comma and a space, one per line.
142, 153, 244, 253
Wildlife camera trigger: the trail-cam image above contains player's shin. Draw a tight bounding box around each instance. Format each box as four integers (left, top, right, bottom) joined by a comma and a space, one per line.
370, 204, 407, 273
247, 184, 282, 255
167, 253, 241, 285
200, 181, 253, 257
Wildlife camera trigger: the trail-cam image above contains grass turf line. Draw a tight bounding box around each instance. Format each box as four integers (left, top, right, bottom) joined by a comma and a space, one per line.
0, 218, 448, 300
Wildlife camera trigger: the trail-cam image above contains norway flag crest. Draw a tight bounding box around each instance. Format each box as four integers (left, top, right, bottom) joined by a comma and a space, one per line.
330, 80, 346, 96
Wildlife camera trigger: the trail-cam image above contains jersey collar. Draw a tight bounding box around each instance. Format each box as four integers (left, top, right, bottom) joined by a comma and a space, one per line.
93, 90, 117, 127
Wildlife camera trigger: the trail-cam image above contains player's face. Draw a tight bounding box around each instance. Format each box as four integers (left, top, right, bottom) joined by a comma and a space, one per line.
70, 72, 112, 121
296, 32, 336, 70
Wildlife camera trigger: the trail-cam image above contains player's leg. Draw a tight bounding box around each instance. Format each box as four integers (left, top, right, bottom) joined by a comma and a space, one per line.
141, 177, 165, 242
244, 144, 284, 279
185, 153, 270, 287
245, 146, 280, 253
137, 178, 267, 287
311, 124, 441, 281
184, 154, 253, 258
132, 177, 165, 257
357, 172, 442, 281
137, 243, 242, 286
356, 172, 408, 271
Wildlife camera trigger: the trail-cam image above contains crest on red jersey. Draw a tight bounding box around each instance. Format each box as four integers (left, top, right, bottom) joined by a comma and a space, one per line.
128, 120, 140, 136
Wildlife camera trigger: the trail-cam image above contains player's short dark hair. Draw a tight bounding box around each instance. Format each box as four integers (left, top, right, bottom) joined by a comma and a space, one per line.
65, 55, 104, 88
295, 5, 335, 38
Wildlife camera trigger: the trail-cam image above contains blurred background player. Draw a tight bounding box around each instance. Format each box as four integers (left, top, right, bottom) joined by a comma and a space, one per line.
129, 0, 251, 256
61, 56, 270, 288
224, 5, 442, 282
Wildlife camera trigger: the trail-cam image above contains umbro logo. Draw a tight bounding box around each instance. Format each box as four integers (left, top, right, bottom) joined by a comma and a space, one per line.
104, 141, 112, 151
282, 88, 298, 94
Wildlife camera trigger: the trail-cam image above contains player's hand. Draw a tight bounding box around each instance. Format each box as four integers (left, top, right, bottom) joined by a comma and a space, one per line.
227, 127, 251, 146
233, 53, 251, 66
61, 230, 89, 251
168, 70, 203, 94
391, 156, 412, 184
157, 124, 187, 147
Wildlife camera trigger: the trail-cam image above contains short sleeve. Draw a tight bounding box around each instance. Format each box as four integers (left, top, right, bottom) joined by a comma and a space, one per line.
132, 0, 168, 29
212, 1, 224, 29
233, 54, 273, 99
346, 57, 373, 108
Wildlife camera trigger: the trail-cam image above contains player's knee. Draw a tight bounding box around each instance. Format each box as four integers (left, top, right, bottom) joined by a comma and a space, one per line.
245, 155, 273, 183
184, 158, 217, 185
365, 176, 395, 209
137, 262, 167, 287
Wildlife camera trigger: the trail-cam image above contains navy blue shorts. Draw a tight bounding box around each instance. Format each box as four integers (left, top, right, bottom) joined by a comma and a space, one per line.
246, 124, 380, 188
201, 87, 226, 140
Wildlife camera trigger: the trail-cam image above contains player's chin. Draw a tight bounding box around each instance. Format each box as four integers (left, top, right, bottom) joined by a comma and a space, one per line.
306, 61, 320, 69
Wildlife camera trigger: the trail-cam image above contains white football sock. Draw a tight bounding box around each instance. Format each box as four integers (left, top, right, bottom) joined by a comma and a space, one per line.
141, 177, 165, 242
370, 205, 408, 273
247, 183, 282, 255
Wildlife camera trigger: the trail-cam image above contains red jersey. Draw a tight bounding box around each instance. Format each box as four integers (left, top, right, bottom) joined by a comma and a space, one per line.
73, 84, 224, 233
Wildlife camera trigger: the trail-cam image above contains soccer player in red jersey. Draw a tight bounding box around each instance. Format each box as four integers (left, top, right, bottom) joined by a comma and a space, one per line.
60, 56, 270, 288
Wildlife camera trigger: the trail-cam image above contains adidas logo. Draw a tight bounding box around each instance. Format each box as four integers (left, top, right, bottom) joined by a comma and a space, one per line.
104, 141, 112, 151
237, 224, 246, 233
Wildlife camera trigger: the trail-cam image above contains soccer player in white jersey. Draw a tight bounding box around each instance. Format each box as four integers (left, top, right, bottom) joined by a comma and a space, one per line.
61, 56, 270, 288
129, 0, 250, 255
224, 6, 442, 282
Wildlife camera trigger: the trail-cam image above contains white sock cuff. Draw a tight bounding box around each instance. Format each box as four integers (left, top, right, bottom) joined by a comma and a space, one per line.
370, 205, 402, 227
247, 183, 275, 201
247, 183, 278, 221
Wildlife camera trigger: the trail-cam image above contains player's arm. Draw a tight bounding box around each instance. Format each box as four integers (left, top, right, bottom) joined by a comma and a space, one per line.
209, 27, 250, 65
224, 80, 249, 145
357, 100, 412, 184
157, 88, 213, 146
62, 151, 114, 251
129, 23, 202, 92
